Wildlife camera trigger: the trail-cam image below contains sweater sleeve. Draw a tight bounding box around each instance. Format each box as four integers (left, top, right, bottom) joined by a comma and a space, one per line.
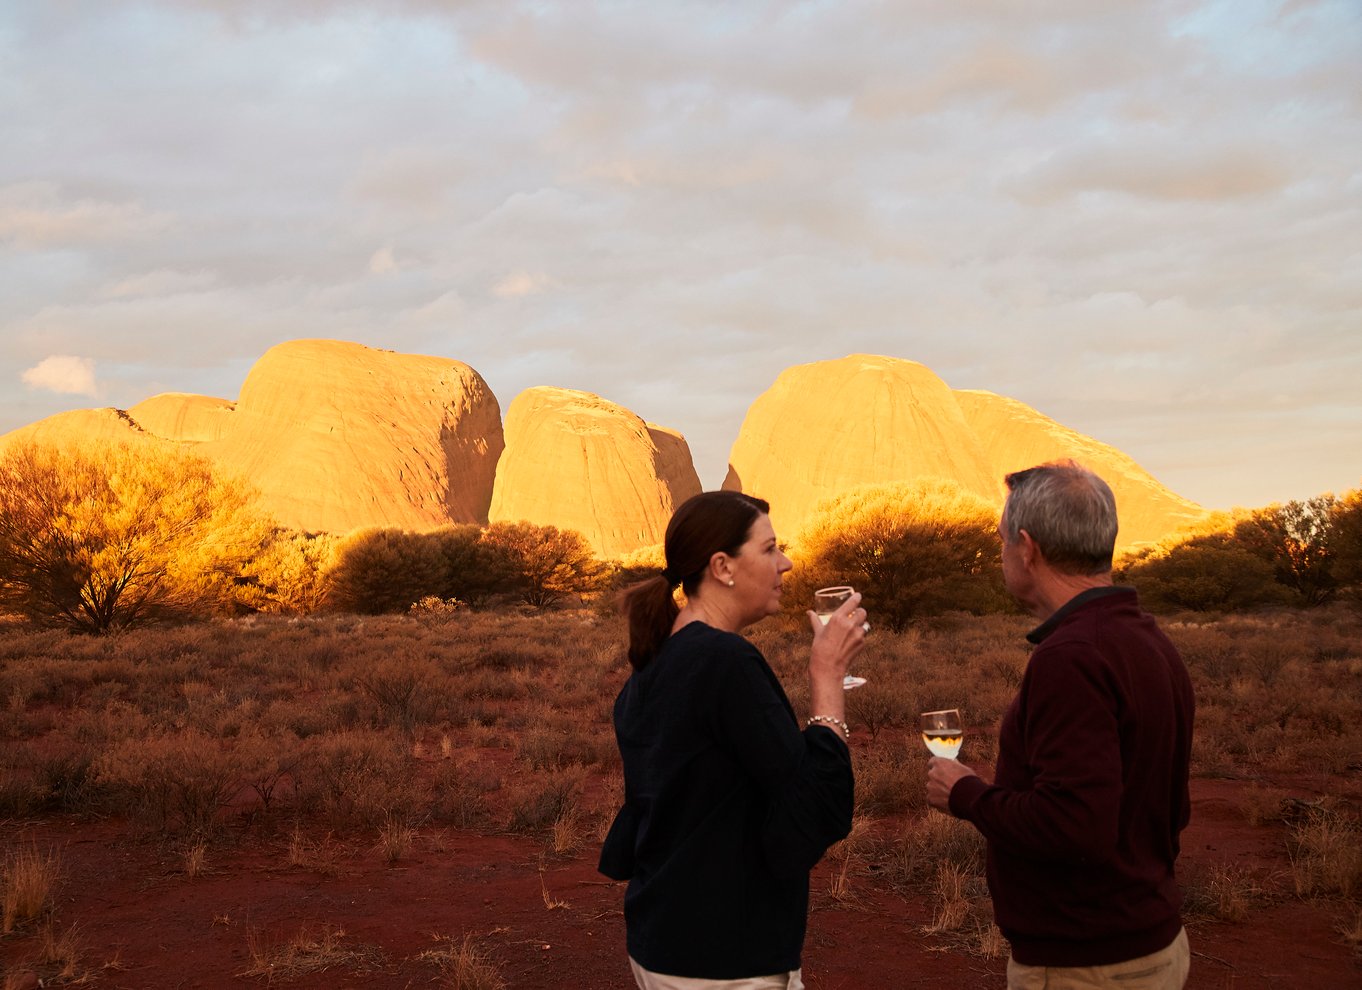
711, 639, 854, 878
949, 643, 1124, 864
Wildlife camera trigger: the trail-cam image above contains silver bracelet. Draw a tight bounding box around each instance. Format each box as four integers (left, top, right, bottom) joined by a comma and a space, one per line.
806, 715, 850, 740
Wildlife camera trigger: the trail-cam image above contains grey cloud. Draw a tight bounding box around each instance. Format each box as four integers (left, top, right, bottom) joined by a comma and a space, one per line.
0, 182, 176, 248
1012, 145, 1294, 203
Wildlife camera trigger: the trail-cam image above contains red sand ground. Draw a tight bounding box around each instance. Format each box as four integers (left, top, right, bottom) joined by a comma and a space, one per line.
2, 770, 1358, 988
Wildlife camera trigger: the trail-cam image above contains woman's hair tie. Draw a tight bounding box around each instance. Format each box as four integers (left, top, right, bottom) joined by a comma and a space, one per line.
660, 567, 681, 586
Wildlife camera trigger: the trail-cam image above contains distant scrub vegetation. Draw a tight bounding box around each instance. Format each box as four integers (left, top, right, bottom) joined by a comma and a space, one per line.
0, 440, 1359, 634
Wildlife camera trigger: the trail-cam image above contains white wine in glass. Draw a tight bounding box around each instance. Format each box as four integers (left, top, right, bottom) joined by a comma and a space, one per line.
813, 585, 854, 625
812, 586, 867, 690
921, 709, 963, 759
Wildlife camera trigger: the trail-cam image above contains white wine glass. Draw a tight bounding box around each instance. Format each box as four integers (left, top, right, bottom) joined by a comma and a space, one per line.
813, 585, 867, 690
921, 709, 963, 759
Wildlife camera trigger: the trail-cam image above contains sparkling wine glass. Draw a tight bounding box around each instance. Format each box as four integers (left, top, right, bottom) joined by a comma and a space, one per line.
813, 586, 867, 690
921, 709, 963, 759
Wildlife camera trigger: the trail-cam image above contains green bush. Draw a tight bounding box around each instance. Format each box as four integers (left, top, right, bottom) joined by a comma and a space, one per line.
785, 479, 1008, 630
481, 521, 606, 609
324, 527, 449, 614
1119, 542, 1287, 612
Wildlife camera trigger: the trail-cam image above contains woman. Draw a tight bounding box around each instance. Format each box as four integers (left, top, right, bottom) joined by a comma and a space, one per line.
600, 490, 865, 989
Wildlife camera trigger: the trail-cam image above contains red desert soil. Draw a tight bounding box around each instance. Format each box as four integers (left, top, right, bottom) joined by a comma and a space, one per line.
3, 766, 1358, 989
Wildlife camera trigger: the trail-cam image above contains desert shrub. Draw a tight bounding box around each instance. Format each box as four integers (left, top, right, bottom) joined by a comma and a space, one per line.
503, 764, 589, 834
480, 521, 607, 609
430, 755, 500, 828
31, 742, 102, 813
855, 739, 924, 817
1333, 487, 1362, 602
785, 479, 1008, 631
237, 529, 338, 615
1120, 542, 1286, 612
325, 527, 451, 614
511, 705, 614, 770
232, 726, 305, 813
1233, 497, 1339, 606
296, 729, 416, 829
93, 728, 239, 836
430, 524, 522, 606
350, 652, 444, 733
410, 595, 465, 618
0, 440, 272, 632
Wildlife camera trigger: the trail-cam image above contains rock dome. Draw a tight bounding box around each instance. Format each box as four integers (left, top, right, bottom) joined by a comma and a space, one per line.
489, 386, 702, 557
724, 354, 1204, 549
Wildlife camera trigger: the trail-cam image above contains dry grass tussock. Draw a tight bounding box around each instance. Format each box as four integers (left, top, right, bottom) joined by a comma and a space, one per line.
416, 932, 508, 990
239, 923, 386, 979
0, 606, 1358, 960
1, 842, 60, 933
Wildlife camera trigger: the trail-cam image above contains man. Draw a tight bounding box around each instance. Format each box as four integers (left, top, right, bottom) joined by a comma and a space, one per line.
927, 461, 1194, 989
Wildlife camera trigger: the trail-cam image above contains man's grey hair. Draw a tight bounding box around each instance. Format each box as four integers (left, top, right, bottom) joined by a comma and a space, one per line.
1002, 461, 1118, 575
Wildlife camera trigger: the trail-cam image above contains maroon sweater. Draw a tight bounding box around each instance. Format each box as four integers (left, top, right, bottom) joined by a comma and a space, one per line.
949, 587, 1194, 966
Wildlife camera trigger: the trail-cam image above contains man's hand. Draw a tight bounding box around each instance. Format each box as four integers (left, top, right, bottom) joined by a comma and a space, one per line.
927, 757, 978, 813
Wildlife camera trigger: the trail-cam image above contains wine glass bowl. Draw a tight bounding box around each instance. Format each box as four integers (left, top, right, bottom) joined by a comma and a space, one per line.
921, 709, 963, 759
812, 585, 866, 690
812, 586, 854, 625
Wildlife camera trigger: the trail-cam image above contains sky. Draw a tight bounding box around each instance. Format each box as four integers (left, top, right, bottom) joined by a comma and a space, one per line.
2, 0, 1359, 512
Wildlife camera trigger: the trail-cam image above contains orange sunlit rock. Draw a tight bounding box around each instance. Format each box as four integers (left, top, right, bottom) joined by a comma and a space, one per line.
3, 339, 505, 535
723, 354, 1205, 549
489, 387, 702, 557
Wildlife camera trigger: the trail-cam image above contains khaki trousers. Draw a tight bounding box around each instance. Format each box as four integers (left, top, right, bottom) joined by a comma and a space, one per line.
629, 957, 804, 989
1006, 928, 1189, 990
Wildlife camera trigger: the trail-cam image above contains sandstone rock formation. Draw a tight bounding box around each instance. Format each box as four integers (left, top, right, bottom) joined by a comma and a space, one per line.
489, 387, 702, 557
199, 340, 504, 533
127, 393, 234, 443
723, 354, 1205, 549
3, 407, 162, 449
3, 344, 1204, 554
953, 389, 1205, 548
2, 339, 505, 535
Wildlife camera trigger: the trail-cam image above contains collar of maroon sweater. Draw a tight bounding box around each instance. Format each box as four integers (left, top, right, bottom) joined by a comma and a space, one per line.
1026, 585, 1135, 645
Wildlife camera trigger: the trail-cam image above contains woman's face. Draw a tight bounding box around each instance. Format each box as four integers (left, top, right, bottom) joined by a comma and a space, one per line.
727, 513, 793, 624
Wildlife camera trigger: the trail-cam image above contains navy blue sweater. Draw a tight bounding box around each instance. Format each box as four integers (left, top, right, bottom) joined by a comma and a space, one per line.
600, 622, 853, 979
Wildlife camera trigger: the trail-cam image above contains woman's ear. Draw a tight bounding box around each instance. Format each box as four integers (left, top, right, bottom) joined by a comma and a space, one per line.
707, 551, 734, 587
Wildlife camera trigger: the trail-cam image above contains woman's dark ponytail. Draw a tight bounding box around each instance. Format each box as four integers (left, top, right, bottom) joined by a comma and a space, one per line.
621, 573, 680, 671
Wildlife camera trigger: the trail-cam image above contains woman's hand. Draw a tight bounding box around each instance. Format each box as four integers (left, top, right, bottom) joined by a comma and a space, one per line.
804, 592, 868, 722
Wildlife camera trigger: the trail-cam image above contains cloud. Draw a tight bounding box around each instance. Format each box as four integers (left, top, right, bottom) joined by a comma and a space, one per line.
0, 182, 173, 249
369, 247, 400, 275
104, 269, 219, 298
1012, 145, 1294, 203
21, 356, 98, 397
491, 271, 557, 298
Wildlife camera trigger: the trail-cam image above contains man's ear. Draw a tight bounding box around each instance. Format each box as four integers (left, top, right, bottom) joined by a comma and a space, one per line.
1017, 529, 1041, 569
